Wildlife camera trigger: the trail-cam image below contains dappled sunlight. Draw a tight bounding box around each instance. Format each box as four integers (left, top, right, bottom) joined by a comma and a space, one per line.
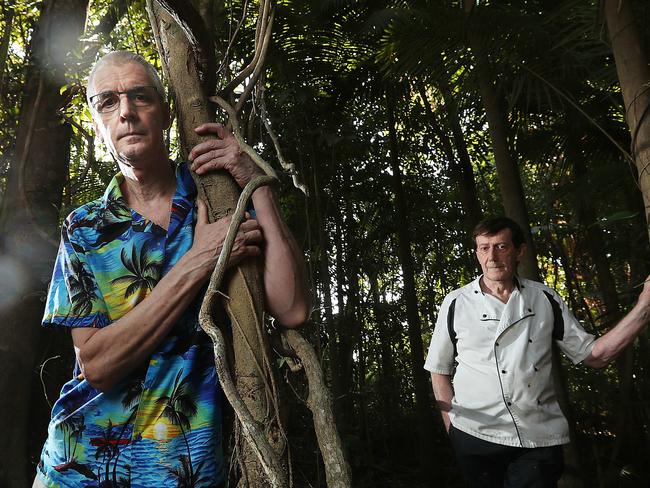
0, 255, 30, 314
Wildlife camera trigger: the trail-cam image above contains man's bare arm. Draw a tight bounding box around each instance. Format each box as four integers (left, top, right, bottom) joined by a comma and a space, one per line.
73, 203, 262, 392
250, 185, 311, 327
190, 123, 311, 327
583, 277, 650, 369
431, 372, 454, 433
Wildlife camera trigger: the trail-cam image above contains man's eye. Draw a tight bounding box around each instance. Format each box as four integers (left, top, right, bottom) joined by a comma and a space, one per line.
130, 88, 154, 104
98, 95, 118, 109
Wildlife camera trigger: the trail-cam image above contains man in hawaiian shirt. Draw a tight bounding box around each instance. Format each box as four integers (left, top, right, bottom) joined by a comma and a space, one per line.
33, 51, 310, 488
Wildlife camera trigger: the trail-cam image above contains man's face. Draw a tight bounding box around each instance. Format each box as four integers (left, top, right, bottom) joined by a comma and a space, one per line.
475, 229, 525, 284
90, 62, 169, 169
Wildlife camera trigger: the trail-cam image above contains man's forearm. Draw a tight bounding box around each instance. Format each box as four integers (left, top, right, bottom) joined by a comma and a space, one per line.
251, 185, 311, 327
584, 298, 650, 369
431, 372, 454, 433
73, 249, 211, 391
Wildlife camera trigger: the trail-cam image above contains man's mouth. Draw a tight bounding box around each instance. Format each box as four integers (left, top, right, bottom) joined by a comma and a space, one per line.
120, 132, 144, 139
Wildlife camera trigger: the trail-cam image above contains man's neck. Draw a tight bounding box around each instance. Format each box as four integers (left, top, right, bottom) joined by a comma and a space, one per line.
479, 276, 516, 304
119, 159, 176, 229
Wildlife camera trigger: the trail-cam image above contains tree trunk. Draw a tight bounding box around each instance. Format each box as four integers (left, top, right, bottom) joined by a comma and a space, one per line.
0, 1, 88, 486
386, 90, 436, 479
0, 3, 15, 94
605, 0, 650, 241
147, 2, 284, 486
368, 271, 397, 454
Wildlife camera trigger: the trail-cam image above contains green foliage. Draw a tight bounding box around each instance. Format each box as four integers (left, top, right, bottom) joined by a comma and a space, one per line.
4, 0, 650, 486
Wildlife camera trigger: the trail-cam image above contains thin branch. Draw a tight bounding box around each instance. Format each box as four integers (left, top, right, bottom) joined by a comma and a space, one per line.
222, 0, 272, 95
235, 7, 275, 113
216, 0, 251, 78
260, 89, 309, 195
39, 355, 61, 409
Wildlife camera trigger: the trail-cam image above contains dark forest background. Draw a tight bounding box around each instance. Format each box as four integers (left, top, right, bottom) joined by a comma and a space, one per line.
1, 0, 650, 487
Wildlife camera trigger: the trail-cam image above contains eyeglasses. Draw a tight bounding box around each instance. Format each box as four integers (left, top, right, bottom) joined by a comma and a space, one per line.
89, 85, 160, 114
476, 243, 513, 254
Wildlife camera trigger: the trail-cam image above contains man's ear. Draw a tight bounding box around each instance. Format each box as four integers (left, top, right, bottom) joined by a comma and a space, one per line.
92, 119, 103, 143
516, 243, 527, 263
163, 103, 171, 130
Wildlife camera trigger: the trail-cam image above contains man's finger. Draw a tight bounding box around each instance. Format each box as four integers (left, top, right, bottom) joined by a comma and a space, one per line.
215, 123, 229, 140
191, 150, 230, 168
244, 229, 263, 243
188, 139, 227, 161
194, 123, 221, 135
196, 198, 208, 225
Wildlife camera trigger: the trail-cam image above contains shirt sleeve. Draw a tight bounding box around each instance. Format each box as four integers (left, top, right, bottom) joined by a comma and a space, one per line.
42, 224, 110, 329
424, 293, 456, 375
551, 290, 596, 364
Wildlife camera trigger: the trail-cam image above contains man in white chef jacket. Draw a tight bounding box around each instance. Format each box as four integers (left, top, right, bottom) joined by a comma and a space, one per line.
425, 217, 650, 487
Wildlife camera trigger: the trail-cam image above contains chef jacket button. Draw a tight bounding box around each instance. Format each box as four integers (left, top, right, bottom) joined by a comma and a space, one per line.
501, 370, 506, 374
527, 308, 532, 312
507, 402, 512, 406
528, 339, 533, 343
474, 290, 479, 294
495, 342, 499, 347
482, 314, 487, 318
534, 366, 539, 372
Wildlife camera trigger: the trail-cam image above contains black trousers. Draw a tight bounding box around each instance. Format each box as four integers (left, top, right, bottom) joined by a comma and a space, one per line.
449, 425, 564, 488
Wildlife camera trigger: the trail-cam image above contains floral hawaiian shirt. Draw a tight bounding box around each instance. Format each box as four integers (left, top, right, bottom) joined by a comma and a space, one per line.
36, 162, 225, 487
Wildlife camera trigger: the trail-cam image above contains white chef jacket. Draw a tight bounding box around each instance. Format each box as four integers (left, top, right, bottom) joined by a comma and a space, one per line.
424, 276, 596, 448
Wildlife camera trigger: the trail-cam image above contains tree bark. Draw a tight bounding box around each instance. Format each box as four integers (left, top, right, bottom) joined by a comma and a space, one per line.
0, 1, 88, 486
605, 0, 650, 241
282, 330, 352, 488
147, 2, 284, 486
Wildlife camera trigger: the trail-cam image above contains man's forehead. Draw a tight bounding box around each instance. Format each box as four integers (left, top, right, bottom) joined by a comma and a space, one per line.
91, 61, 151, 92
475, 229, 513, 243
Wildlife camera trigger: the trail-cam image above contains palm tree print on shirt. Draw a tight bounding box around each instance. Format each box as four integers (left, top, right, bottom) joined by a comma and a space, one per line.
110, 379, 144, 485
67, 255, 98, 316
156, 369, 198, 477
168, 455, 208, 488
93, 419, 120, 484
60, 413, 85, 463
111, 240, 162, 300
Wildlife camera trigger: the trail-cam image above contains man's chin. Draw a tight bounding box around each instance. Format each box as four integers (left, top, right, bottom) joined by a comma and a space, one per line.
115, 150, 141, 167
486, 270, 514, 281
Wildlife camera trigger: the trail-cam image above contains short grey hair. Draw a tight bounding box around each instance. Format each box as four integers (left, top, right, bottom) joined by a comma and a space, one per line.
86, 51, 165, 103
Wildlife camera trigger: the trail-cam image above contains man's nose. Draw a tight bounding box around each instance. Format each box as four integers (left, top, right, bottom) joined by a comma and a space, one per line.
118, 94, 137, 120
